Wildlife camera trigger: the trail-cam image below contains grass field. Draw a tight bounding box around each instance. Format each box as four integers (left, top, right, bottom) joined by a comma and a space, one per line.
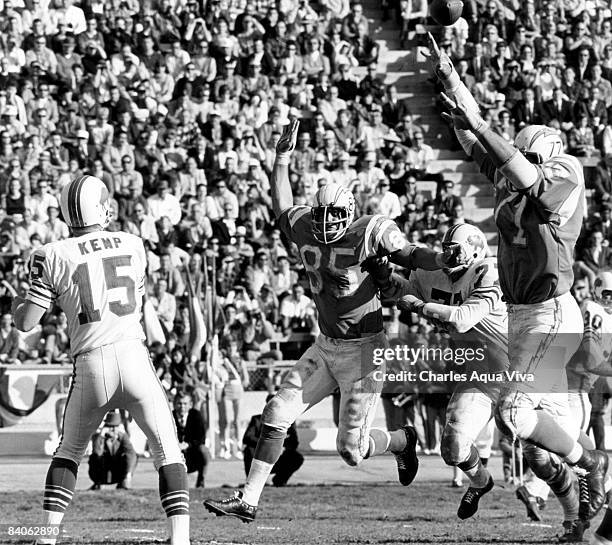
4, 480, 599, 545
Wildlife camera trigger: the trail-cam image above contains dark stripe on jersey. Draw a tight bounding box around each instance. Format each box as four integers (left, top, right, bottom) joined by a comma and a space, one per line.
53, 362, 77, 458
29, 287, 52, 300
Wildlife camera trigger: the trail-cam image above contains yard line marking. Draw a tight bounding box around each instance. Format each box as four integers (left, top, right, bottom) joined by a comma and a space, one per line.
126, 529, 156, 533
522, 523, 553, 528
257, 526, 282, 530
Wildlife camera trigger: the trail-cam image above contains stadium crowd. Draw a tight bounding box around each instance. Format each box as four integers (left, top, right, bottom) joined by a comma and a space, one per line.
0, 0, 611, 460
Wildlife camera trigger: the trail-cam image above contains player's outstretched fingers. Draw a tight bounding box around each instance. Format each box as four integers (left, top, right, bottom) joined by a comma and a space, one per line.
426, 32, 441, 58
440, 92, 457, 110
277, 118, 300, 154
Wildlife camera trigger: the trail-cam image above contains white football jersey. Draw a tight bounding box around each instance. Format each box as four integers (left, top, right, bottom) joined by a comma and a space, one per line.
26, 230, 147, 356
405, 257, 508, 353
568, 298, 612, 390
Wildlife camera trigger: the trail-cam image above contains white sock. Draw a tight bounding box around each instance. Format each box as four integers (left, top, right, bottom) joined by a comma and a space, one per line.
242, 459, 274, 506
36, 510, 64, 545
368, 428, 391, 456
565, 443, 583, 465
168, 514, 190, 545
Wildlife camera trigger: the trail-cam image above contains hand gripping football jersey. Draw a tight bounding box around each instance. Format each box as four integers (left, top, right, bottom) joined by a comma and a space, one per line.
26, 230, 147, 356
278, 207, 413, 339
491, 153, 585, 304
404, 257, 508, 355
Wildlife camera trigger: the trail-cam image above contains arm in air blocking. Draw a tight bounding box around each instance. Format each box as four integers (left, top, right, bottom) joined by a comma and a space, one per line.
425, 32, 538, 190
270, 119, 300, 219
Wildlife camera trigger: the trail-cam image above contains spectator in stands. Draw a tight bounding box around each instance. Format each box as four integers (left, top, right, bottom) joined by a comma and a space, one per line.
280, 283, 316, 336
243, 393, 304, 485
150, 278, 177, 335
173, 391, 210, 488
88, 411, 137, 490
0, 312, 19, 363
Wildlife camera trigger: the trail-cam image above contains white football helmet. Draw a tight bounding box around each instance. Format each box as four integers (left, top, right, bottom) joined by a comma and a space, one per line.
514, 125, 564, 164
60, 175, 111, 229
312, 183, 355, 244
442, 223, 488, 277
593, 269, 612, 306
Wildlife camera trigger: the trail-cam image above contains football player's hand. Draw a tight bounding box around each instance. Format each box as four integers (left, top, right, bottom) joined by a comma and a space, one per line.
397, 294, 425, 313
441, 242, 474, 268
423, 32, 454, 81
10, 295, 25, 315
276, 118, 299, 155
440, 92, 487, 133
361, 256, 391, 287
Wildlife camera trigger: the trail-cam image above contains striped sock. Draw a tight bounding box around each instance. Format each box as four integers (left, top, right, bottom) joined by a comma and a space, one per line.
159, 463, 189, 517
43, 458, 78, 513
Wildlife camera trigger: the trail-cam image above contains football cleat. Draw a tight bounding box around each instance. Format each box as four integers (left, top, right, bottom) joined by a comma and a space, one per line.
580, 451, 610, 521
203, 491, 257, 523
558, 519, 590, 543
395, 425, 419, 486
59, 175, 112, 229
516, 485, 543, 522
457, 476, 494, 520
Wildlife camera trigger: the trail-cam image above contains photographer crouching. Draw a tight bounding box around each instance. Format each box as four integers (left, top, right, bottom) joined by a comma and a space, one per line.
88, 411, 138, 490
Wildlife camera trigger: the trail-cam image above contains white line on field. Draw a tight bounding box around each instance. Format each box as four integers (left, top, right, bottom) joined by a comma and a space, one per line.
521, 523, 553, 528
257, 526, 281, 530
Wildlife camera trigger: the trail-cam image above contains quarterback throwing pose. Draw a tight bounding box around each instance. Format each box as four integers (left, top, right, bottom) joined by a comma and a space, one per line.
12, 176, 190, 545
204, 120, 470, 522
426, 33, 608, 526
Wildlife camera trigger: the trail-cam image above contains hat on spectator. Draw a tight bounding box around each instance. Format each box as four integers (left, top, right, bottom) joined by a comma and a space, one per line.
339, 151, 350, 161
315, 152, 326, 163
364, 150, 377, 162
104, 412, 122, 427
324, 130, 335, 140
76, 129, 89, 140
3, 105, 17, 116
248, 158, 260, 168
495, 93, 506, 102
236, 226, 247, 237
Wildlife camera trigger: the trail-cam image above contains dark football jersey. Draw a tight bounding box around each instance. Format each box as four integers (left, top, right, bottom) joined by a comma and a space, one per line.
278, 206, 412, 339
484, 154, 585, 304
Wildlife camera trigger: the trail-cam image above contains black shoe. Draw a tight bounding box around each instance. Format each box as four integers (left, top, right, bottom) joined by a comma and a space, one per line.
558, 519, 589, 543
457, 476, 494, 520
579, 451, 610, 520
89, 483, 101, 490
196, 475, 204, 488
394, 426, 419, 486
516, 485, 542, 522
203, 492, 257, 523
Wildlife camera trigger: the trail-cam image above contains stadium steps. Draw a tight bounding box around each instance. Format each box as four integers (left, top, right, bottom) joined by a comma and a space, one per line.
360, 12, 497, 236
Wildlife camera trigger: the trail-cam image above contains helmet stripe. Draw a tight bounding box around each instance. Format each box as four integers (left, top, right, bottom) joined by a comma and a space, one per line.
69, 176, 88, 226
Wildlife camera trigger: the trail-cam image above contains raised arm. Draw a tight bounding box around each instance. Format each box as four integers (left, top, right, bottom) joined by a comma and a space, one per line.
271, 119, 300, 219
426, 33, 539, 190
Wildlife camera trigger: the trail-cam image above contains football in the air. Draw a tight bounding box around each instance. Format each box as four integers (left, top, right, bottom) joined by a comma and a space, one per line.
428, 0, 464, 26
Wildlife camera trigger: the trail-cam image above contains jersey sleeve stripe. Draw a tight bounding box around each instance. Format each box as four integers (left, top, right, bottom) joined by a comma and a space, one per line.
363, 215, 382, 258
288, 206, 310, 228
374, 219, 396, 250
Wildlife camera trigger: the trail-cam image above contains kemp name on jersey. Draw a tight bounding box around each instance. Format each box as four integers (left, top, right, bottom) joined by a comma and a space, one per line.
279, 207, 410, 339
483, 154, 585, 304
26, 231, 147, 356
